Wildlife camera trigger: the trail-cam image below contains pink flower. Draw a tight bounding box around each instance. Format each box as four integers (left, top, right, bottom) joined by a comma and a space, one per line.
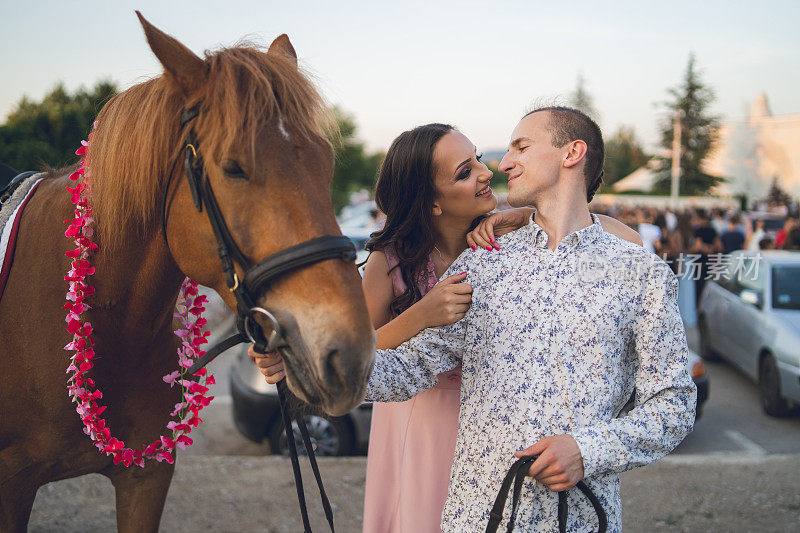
156, 451, 174, 464
176, 435, 193, 450
63, 162, 213, 468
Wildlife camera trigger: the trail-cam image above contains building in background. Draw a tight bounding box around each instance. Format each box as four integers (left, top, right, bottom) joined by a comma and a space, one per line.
705, 93, 800, 199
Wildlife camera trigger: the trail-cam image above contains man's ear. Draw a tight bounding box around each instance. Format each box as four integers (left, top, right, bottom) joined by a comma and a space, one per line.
563, 140, 588, 169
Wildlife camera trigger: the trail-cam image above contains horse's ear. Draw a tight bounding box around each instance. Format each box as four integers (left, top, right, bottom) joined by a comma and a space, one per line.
268, 34, 298, 67
136, 11, 207, 96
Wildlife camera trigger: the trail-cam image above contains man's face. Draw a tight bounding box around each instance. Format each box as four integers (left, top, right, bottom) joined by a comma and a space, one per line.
498, 111, 565, 208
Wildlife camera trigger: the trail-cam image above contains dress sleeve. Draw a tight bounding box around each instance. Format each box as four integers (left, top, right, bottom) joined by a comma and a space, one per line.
570, 260, 697, 478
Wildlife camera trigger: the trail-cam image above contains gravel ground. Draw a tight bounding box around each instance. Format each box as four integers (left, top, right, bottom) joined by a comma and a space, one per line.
28, 453, 800, 532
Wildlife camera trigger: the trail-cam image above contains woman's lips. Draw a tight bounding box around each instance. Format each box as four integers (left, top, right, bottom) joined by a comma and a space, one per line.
475, 185, 492, 198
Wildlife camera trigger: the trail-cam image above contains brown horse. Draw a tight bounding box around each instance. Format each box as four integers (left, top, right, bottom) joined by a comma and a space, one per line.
0, 13, 375, 532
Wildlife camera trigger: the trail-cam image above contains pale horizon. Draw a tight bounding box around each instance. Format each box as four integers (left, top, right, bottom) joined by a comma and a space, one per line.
2, 1, 798, 155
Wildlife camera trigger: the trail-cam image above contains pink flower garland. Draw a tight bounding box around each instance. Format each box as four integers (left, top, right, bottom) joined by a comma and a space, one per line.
64, 131, 215, 467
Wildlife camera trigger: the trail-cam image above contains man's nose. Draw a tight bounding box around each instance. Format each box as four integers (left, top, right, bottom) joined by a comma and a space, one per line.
498, 152, 512, 174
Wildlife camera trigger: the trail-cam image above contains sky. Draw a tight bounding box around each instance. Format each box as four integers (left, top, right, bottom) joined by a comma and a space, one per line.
2, 1, 799, 154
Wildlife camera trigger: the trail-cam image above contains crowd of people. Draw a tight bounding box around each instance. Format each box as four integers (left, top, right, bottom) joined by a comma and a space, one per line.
584, 203, 800, 312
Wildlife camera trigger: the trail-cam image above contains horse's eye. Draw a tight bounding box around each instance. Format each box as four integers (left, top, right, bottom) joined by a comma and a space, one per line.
221, 159, 248, 180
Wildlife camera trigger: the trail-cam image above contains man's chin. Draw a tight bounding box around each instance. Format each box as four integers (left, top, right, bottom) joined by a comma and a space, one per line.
506, 191, 529, 208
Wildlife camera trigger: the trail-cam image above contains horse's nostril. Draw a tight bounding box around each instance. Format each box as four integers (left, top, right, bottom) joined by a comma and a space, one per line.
322, 348, 347, 389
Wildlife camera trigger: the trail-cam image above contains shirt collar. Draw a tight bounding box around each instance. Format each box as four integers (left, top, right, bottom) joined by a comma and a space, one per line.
528, 212, 604, 250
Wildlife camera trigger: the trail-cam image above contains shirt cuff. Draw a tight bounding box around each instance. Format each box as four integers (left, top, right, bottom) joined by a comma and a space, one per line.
569, 427, 607, 479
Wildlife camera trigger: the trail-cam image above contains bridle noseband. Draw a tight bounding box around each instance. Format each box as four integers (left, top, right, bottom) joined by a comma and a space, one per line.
162, 105, 357, 360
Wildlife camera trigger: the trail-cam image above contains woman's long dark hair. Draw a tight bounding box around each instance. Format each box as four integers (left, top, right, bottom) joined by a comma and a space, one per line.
366, 123, 483, 317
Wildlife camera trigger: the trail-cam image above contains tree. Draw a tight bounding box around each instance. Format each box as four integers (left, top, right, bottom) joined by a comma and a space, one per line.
602, 125, 649, 188
653, 54, 722, 195
764, 176, 792, 207
329, 107, 384, 212
569, 73, 598, 121
0, 81, 118, 171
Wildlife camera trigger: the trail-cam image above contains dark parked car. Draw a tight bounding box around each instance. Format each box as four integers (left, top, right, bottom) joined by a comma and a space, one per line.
230, 349, 372, 455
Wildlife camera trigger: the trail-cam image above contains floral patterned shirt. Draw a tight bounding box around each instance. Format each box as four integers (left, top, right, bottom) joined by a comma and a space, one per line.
366, 214, 697, 532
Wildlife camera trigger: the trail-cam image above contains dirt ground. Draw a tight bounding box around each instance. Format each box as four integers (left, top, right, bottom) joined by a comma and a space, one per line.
28, 453, 800, 532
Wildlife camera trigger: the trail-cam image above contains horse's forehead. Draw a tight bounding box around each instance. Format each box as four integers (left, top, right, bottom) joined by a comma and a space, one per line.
277, 116, 291, 142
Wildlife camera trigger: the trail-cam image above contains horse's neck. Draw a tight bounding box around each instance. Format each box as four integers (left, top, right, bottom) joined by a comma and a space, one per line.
91, 229, 185, 340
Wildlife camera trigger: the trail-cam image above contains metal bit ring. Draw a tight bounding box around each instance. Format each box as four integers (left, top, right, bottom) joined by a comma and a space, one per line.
244, 306, 284, 352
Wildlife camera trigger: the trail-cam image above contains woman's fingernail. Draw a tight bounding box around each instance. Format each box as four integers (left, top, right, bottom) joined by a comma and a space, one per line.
490, 238, 495, 244
494, 245, 499, 251
486, 246, 492, 251
471, 245, 476, 250
460, 271, 467, 275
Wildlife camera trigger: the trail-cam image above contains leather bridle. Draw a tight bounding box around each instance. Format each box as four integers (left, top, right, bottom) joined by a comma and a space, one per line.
162, 105, 354, 532
162, 106, 356, 359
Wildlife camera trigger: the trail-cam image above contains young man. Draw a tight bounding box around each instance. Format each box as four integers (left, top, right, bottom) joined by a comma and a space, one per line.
256, 107, 696, 531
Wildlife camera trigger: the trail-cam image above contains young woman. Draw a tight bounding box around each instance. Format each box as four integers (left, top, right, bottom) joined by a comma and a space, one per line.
251, 123, 642, 532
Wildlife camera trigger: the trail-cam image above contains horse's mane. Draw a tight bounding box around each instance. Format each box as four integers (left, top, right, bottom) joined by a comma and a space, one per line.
85, 44, 335, 249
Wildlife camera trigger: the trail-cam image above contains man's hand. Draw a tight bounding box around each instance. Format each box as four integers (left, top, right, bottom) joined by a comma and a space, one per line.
248, 345, 285, 384
515, 435, 585, 492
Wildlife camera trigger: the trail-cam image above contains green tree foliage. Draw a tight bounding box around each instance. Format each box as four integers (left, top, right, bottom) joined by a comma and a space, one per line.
602, 125, 649, 189
653, 54, 722, 195
569, 73, 598, 121
0, 81, 118, 171
1, 84, 380, 213
329, 106, 384, 212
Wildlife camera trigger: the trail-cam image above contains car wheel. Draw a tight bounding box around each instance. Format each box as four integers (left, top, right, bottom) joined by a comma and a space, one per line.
759, 354, 791, 417
269, 415, 354, 456
698, 316, 720, 362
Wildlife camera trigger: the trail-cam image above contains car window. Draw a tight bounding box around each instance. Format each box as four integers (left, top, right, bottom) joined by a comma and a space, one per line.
718, 253, 741, 292
731, 255, 765, 294
772, 265, 800, 310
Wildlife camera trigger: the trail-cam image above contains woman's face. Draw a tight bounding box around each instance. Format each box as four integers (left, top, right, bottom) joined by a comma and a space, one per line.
432, 131, 497, 221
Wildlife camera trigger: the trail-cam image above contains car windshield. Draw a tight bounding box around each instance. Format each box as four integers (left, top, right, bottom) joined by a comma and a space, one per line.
772, 265, 800, 310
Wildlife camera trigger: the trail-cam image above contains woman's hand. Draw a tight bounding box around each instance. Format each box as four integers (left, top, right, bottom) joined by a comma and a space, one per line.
409, 271, 472, 329
466, 208, 533, 250
248, 345, 285, 384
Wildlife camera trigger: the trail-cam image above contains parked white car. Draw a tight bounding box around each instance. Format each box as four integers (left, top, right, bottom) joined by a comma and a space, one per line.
698, 250, 800, 416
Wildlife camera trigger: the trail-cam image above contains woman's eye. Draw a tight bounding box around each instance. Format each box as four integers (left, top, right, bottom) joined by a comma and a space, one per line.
221, 159, 248, 180
457, 168, 471, 181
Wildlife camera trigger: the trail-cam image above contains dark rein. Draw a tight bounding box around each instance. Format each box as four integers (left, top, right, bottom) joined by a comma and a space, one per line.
163, 106, 353, 532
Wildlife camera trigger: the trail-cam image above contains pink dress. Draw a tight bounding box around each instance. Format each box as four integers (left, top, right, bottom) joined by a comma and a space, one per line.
362, 245, 462, 533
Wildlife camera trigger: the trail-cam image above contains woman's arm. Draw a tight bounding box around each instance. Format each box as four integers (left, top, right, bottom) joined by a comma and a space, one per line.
363, 251, 471, 350
596, 214, 644, 246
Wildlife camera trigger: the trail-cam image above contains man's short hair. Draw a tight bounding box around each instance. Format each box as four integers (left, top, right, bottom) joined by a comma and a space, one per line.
524, 106, 605, 203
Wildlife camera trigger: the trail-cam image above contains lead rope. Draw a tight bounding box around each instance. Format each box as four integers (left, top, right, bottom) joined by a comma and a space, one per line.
486, 456, 607, 533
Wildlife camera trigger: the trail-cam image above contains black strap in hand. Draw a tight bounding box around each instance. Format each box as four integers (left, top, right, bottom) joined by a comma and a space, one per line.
485, 456, 607, 533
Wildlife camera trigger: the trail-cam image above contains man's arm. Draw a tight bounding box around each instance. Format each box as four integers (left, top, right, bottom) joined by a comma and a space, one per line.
365, 321, 465, 402
365, 253, 475, 402
570, 260, 697, 478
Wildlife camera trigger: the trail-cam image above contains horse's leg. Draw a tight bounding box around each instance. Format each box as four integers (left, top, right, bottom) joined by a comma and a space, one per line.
104, 461, 175, 533
0, 472, 39, 533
